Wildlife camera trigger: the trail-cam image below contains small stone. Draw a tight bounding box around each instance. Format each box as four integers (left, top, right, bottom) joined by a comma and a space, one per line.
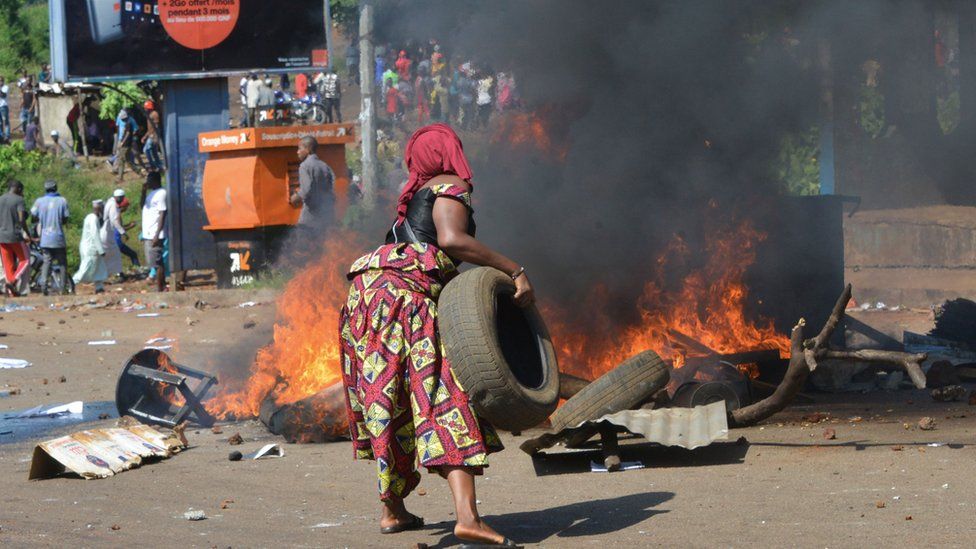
110, 524, 121, 531
905, 515, 912, 521
58, 376, 66, 383
183, 509, 207, 521
875, 500, 886, 509
417, 489, 427, 496
930, 385, 966, 402
802, 412, 828, 423
228, 433, 243, 445
228, 451, 243, 461
891, 445, 904, 451
58, 320, 66, 325
822, 428, 836, 440
211, 425, 223, 434
918, 417, 937, 431
41, 378, 48, 385
220, 499, 234, 509
98, 413, 110, 420
243, 320, 257, 329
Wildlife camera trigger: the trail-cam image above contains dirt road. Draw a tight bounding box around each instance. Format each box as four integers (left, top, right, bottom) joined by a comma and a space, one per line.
1, 291, 974, 547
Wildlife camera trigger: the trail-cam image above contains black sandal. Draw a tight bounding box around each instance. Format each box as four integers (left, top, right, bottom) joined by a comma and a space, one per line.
380, 514, 425, 534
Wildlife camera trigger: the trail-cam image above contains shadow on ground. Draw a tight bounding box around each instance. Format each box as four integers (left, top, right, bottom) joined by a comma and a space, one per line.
424, 491, 674, 547
527, 438, 750, 476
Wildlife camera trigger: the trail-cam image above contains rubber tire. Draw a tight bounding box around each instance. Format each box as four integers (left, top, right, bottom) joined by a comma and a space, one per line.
549, 351, 670, 432
439, 267, 560, 432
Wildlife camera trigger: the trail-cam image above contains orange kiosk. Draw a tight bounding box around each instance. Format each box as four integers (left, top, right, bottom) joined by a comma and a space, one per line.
197, 124, 356, 287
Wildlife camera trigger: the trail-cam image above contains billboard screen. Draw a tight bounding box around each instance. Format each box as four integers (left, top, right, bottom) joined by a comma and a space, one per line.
52, 0, 329, 82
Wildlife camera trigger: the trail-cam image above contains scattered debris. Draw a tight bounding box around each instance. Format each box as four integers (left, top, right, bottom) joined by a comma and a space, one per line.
802, 412, 828, 424
228, 451, 243, 461
238, 301, 257, 308
591, 460, 644, 472
58, 376, 66, 383
28, 424, 185, 480
417, 489, 427, 496
6, 401, 83, 419
185, 317, 199, 327
931, 385, 966, 402
0, 343, 8, 349
0, 358, 30, 369
822, 428, 837, 440
0, 387, 21, 398
918, 417, 937, 431
243, 444, 284, 460
310, 522, 343, 529
875, 500, 886, 509
243, 320, 257, 329
98, 413, 110, 420
220, 499, 234, 509
87, 340, 117, 346
211, 425, 223, 434
183, 509, 207, 521
891, 445, 904, 451
228, 433, 244, 445
136, 313, 161, 318
173, 422, 189, 447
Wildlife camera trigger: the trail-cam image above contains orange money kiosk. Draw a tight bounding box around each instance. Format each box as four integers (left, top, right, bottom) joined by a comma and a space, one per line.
198, 124, 357, 287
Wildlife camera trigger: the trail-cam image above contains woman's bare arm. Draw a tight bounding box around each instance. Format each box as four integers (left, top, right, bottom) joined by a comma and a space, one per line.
432, 184, 535, 306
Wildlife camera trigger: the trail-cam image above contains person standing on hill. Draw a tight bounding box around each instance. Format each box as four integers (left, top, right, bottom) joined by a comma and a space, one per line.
0, 77, 11, 142
142, 101, 163, 172
0, 180, 30, 297
31, 180, 70, 296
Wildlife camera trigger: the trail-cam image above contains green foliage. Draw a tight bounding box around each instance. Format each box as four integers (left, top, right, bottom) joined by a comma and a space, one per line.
937, 90, 960, 135
2, 143, 142, 271
773, 125, 820, 196
856, 85, 886, 139
0, 0, 32, 80
20, 2, 48, 74
330, 0, 359, 37
99, 82, 149, 121
0, 139, 43, 181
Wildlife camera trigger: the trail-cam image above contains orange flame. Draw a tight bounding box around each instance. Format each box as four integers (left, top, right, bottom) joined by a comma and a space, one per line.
206, 232, 364, 420
549, 220, 790, 381
493, 111, 568, 159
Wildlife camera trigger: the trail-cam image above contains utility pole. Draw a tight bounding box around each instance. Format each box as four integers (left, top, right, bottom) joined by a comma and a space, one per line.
323, 0, 334, 71
358, 1, 377, 206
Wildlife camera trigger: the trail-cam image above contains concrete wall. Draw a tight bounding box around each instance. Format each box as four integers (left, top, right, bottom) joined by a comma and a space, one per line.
37, 95, 75, 148
845, 205, 976, 307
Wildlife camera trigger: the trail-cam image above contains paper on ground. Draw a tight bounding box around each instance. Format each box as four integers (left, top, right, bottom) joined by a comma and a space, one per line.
6, 401, 83, 419
0, 358, 30, 369
87, 340, 117, 346
29, 424, 186, 480
137, 313, 161, 318
0, 343, 9, 349
244, 443, 285, 460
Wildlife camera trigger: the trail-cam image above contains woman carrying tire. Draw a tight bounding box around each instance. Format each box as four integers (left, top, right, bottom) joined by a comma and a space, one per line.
339, 123, 533, 546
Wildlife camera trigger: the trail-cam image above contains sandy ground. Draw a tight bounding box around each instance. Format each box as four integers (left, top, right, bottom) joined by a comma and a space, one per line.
1, 291, 975, 548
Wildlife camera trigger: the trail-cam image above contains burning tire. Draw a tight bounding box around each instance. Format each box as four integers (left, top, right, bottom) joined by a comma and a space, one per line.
549, 351, 670, 432
439, 267, 560, 432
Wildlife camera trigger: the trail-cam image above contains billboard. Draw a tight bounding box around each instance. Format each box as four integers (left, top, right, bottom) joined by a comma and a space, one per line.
51, 0, 329, 82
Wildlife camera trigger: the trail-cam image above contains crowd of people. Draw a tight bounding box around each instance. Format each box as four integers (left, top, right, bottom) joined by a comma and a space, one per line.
368, 41, 520, 129
239, 67, 343, 127
0, 171, 168, 297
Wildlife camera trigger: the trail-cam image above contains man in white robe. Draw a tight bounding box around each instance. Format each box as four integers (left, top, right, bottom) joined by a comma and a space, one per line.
73, 200, 107, 293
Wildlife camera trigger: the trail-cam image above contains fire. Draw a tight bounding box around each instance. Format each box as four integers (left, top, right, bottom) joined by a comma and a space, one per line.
206, 232, 364, 420
548, 220, 790, 381
493, 110, 568, 159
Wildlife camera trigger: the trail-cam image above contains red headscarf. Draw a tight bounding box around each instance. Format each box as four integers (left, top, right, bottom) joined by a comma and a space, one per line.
397, 124, 473, 224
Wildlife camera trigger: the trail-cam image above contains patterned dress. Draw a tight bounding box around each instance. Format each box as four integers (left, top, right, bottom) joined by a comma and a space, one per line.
339, 184, 503, 502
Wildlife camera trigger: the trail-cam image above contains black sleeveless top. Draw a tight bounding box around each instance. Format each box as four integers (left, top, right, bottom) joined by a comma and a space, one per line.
385, 184, 475, 261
